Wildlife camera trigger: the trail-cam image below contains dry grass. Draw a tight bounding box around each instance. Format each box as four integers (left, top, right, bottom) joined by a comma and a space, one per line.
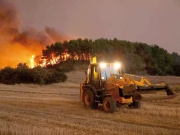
0, 71, 180, 135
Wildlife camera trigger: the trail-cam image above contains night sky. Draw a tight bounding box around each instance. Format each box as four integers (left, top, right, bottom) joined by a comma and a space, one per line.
10, 0, 180, 54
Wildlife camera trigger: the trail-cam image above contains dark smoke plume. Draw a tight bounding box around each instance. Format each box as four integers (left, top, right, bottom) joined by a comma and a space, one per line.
0, 0, 19, 37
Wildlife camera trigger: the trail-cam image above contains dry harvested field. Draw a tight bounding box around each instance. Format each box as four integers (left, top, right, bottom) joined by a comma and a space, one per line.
0, 71, 180, 135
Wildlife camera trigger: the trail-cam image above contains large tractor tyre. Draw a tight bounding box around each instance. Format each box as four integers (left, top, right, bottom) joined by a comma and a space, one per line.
129, 101, 141, 109
103, 96, 116, 113
134, 101, 141, 109
83, 89, 97, 109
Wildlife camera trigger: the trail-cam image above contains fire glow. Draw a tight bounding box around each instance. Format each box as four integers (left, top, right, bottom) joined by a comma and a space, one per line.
30, 55, 35, 68
39, 52, 71, 67
0, 0, 69, 69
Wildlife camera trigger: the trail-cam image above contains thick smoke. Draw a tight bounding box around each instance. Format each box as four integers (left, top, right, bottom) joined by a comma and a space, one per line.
45, 27, 69, 42
0, 0, 69, 68
0, 0, 19, 37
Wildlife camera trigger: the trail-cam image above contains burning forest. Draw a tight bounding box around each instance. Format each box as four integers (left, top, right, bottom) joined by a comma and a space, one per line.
0, 0, 180, 77
0, 0, 69, 69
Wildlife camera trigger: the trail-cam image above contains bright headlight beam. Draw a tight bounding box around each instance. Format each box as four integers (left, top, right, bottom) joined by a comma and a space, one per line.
100, 62, 106, 68
114, 62, 121, 69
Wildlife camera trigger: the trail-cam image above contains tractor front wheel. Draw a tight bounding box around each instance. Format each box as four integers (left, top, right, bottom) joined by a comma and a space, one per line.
129, 100, 141, 109
134, 101, 141, 109
83, 89, 97, 109
103, 96, 116, 113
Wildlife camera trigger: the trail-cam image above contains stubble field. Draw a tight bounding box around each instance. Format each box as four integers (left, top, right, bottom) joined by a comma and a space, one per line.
0, 71, 180, 135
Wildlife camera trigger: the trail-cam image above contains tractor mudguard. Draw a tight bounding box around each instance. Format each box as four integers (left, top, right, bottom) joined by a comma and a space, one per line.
84, 84, 98, 95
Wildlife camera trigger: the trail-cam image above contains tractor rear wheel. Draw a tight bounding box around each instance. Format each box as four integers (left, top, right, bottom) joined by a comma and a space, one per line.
83, 89, 97, 109
103, 96, 116, 113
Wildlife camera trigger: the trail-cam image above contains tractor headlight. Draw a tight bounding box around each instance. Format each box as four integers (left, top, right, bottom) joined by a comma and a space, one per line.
114, 62, 121, 69
100, 62, 106, 68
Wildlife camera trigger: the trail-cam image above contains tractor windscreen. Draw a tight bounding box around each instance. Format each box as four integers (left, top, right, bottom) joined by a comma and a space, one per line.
100, 63, 120, 80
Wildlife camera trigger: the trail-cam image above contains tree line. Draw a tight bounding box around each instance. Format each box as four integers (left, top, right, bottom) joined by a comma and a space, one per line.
40, 38, 180, 76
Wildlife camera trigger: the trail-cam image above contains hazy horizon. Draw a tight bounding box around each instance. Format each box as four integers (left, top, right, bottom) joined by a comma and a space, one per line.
7, 0, 180, 54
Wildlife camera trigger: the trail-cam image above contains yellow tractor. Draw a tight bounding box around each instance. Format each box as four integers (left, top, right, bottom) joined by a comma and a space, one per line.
80, 57, 177, 113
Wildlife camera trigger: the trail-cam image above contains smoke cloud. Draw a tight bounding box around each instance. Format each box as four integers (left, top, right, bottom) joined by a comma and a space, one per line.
0, 0, 19, 36
45, 27, 69, 42
0, 0, 69, 68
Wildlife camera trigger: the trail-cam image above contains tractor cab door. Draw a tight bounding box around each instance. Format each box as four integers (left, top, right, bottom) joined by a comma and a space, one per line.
90, 65, 101, 89
100, 65, 111, 81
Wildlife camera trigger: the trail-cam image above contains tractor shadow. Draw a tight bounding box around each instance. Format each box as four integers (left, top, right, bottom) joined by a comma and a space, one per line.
95, 103, 130, 113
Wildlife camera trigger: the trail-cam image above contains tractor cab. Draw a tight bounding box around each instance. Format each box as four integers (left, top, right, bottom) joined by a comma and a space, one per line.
85, 59, 122, 90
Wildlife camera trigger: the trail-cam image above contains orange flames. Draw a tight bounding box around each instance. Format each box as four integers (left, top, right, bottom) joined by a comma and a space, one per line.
39, 52, 70, 67
30, 55, 35, 68
0, 39, 47, 69
0, 42, 38, 68
0, 35, 69, 69
0, 0, 70, 69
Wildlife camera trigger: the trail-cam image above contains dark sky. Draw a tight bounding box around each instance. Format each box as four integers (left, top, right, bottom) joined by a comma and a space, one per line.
11, 0, 180, 54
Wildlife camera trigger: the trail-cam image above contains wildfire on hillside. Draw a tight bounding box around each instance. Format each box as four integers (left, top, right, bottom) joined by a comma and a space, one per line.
39, 52, 71, 67
0, 0, 69, 69
30, 55, 35, 68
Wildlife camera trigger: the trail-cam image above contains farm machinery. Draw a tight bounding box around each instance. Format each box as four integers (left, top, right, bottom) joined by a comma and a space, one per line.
80, 57, 177, 113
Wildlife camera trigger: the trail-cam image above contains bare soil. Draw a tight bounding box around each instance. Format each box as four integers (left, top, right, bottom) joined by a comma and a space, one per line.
0, 70, 180, 135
